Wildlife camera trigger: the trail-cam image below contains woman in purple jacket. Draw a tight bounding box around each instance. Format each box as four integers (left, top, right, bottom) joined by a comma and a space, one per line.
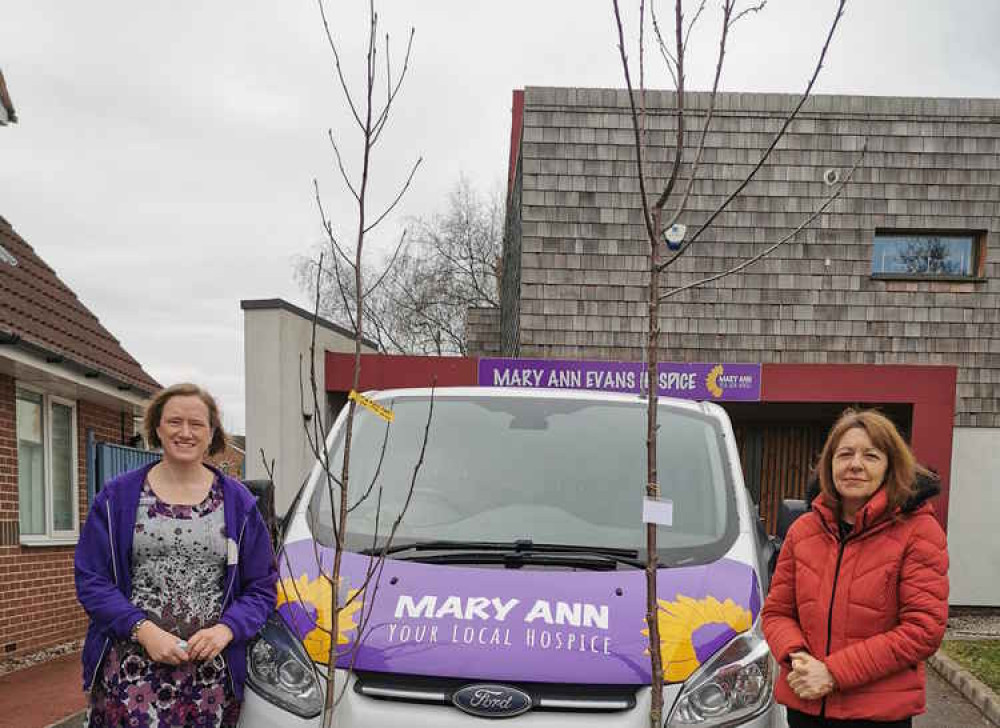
75, 383, 277, 727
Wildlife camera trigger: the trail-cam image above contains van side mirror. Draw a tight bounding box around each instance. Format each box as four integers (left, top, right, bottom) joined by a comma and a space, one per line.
777, 499, 807, 540
244, 479, 279, 549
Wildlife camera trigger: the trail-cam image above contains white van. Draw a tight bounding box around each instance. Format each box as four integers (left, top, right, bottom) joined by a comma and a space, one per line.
238, 387, 782, 727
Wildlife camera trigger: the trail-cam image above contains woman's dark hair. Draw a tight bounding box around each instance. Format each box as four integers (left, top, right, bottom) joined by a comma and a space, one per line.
143, 382, 228, 456
816, 408, 929, 515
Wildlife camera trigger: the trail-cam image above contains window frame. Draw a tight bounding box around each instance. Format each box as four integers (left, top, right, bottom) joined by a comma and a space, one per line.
15, 383, 80, 546
870, 229, 988, 282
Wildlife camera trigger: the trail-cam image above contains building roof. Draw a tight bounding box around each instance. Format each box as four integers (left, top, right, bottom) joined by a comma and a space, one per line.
0, 216, 160, 394
240, 298, 380, 351
0, 69, 16, 125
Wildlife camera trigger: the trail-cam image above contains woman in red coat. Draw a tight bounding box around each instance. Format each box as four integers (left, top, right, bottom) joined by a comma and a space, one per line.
762, 409, 949, 728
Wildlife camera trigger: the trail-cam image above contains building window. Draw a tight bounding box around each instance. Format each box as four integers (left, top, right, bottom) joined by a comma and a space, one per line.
871, 231, 986, 280
16, 387, 78, 543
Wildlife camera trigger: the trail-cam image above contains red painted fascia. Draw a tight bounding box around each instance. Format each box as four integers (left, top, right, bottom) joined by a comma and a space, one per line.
325, 352, 477, 393
507, 89, 525, 204
761, 363, 956, 405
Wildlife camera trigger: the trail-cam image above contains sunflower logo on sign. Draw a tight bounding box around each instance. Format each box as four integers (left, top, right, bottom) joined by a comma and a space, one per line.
276, 573, 364, 663
642, 594, 752, 682
705, 365, 725, 398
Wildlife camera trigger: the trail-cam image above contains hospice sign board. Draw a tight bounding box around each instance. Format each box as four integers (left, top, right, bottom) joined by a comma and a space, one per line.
478, 358, 760, 401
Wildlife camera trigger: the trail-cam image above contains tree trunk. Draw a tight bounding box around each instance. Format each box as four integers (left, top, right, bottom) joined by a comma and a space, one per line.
645, 208, 663, 727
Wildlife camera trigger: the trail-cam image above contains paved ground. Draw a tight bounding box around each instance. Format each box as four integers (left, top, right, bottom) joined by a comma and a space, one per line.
7, 644, 999, 727
917, 665, 996, 728
0, 652, 85, 728
49, 714, 84, 728
35, 666, 1000, 728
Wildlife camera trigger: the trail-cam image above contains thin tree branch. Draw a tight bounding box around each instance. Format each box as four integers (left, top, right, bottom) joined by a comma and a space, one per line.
612, 0, 657, 245
347, 421, 391, 512
653, 0, 686, 212
681, 0, 707, 54
657, 0, 847, 272
659, 141, 866, 301
372, 28, 416, 144
329, 252, 359, 334
384, 32, 392, 111
363, 229, 408, 297
314, 179, 358, 272
363, 156, 423, 234
661, 0, 735, 233
316, 0, 364, 131
650, 1, 679, 87
327, 130, 360, 201
731, 0, 767, 27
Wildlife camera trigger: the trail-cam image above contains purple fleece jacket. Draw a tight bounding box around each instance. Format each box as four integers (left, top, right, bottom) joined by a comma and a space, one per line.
74, 462, 278, 700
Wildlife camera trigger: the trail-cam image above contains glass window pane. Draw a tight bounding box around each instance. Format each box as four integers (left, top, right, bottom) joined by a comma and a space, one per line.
51, 403, 74, 531
16, 392, 45, 536
872, 234, 975, 277
319, 396, 732, 553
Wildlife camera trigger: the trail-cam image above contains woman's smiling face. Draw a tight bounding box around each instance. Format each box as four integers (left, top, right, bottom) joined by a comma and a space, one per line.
156, 394, 212, 464
832, 426, 888, 511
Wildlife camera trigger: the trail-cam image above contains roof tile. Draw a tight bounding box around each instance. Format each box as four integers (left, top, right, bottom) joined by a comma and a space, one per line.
0, 218, 160, 394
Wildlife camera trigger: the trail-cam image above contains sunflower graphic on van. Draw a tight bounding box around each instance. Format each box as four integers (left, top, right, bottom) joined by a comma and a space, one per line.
276, 573, 365, 663
642, 594, 753, 682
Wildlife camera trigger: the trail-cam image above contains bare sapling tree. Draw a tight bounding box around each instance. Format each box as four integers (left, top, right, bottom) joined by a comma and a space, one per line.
610, 0, 857, 724
297, 176, 503, 355
280, 1, 439, 726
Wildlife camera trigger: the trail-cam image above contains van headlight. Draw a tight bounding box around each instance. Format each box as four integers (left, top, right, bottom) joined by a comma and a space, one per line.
247, 611, 323, 718
665, 620, 775, 726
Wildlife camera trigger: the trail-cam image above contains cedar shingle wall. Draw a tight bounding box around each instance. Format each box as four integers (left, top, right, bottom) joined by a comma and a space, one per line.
467, 307, 501, 357
515, 88, 1000, 426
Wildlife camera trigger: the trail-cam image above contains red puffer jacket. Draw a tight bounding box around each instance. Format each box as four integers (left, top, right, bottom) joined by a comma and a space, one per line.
762, 478, 949, 722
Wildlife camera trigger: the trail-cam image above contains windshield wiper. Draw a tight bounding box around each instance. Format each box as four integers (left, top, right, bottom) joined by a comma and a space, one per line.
359, 539, 645, 569
362, 539, 522, 556
418, 551, 628, 570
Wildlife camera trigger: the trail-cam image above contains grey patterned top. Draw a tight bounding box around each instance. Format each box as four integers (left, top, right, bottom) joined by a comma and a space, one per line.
131, 478, 227, 640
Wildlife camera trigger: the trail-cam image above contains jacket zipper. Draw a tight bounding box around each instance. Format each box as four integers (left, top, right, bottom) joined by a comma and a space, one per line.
819, 534, 846, 718
85, 500, 119, 691
222, 513, 250, 697
819, 513, 864, 718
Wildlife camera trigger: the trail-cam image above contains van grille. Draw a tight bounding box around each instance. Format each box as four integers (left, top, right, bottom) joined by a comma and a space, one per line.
353, 671, 638, 712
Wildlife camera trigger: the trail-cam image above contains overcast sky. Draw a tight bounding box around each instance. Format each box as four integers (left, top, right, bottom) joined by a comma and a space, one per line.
3, 0, 998, 432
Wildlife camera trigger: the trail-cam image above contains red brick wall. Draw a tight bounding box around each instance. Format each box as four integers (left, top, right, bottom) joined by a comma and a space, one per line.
0, 373, 133, 663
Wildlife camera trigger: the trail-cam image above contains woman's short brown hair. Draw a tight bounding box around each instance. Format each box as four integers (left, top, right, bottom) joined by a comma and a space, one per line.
816, 408, 928, 515
143, 382, 228, 456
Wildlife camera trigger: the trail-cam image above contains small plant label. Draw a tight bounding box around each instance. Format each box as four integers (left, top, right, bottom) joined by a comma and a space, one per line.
642, 497, 673, 527
349, 390, 395, 422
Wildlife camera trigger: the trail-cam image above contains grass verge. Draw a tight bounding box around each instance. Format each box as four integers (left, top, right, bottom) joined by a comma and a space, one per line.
941, 640, 1000, 696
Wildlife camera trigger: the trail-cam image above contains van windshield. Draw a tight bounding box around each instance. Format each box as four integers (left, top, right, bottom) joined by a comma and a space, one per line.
308, 394, 737, 563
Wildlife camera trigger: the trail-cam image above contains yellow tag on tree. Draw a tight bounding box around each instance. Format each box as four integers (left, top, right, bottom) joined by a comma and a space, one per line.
348, 390, 395, 422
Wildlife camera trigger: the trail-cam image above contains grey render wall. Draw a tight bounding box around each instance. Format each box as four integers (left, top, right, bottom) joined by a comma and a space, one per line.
507, 87, 1000, 426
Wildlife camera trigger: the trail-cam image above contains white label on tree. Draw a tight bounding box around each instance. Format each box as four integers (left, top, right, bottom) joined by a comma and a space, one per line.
642, 497, 674, 526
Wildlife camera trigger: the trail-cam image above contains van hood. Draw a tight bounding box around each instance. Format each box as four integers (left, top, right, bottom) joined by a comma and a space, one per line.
276, 539, 760, 685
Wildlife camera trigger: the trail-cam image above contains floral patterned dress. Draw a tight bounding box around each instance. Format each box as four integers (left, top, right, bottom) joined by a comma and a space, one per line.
86, 477, 241, 728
